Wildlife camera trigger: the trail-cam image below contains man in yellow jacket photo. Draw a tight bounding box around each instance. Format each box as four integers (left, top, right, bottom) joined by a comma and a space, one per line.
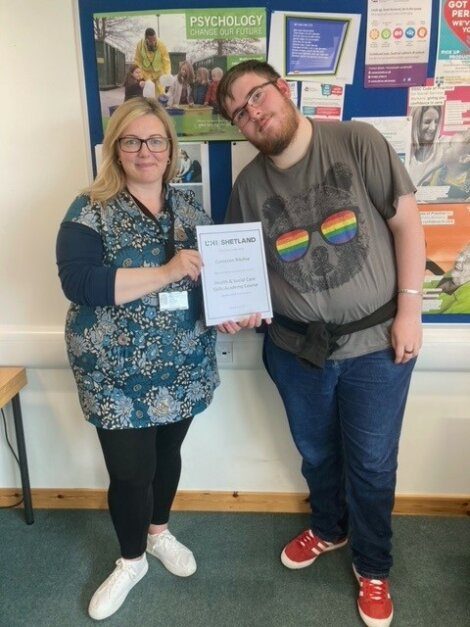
134, 27, 171, 98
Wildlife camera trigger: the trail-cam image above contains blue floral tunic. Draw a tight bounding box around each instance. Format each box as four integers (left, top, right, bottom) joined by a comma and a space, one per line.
60, 188, 219, 429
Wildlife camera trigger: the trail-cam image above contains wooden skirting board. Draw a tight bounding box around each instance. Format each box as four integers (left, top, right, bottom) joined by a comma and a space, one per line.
0, 489, 469, 517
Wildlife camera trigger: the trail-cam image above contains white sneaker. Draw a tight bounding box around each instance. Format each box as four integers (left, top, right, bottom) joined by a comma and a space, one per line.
88, 556, 148, 621
146, 530, 197, 577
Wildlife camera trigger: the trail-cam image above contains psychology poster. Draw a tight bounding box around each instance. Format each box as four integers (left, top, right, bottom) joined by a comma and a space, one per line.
420, 203, 470, 314
435, 0, 470, 85
93, 8, 266, 141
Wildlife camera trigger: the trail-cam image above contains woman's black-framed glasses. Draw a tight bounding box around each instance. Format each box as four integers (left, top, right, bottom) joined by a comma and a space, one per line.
231, 80, 279, 128
118, 136, 171, 153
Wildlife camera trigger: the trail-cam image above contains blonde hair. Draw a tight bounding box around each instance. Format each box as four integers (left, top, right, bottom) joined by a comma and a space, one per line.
196, 66, 210, 84
210, 66, 224, 81
86, 97, 179, 204
410, 105, 442, 163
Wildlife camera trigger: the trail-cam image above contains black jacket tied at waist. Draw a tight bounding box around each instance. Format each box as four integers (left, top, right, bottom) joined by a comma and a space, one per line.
273, 298, 397, 369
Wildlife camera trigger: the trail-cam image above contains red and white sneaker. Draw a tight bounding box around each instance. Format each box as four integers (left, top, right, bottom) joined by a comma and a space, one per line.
354, 565, 394, 627
280, 529, 347, 569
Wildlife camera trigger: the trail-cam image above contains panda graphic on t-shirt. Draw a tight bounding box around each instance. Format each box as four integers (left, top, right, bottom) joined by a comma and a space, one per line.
262, 163, 370, 294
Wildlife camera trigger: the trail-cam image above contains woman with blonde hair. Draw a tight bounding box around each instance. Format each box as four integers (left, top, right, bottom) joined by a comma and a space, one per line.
409, 105, 443, 185
56, 97, 219, 620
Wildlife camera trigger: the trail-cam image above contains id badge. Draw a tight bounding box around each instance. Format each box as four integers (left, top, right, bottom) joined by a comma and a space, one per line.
159, 291, 189, 311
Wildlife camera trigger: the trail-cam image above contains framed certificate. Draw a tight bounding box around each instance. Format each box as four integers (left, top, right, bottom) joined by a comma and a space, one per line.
196, 222, 273, 326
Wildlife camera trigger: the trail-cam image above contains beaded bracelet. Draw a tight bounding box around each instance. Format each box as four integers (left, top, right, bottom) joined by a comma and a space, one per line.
397, 288, 423, 296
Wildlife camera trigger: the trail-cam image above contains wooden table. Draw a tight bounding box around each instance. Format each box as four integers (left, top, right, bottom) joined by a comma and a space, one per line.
0, 368, 34, 524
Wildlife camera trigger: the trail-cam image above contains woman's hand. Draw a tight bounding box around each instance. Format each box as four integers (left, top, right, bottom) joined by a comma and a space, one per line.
114, 250, 202, 305
164, 249, 203, 284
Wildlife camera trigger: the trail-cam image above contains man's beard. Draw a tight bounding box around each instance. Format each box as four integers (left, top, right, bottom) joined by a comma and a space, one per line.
146, 42, 156, 52
250, 100, 299, 156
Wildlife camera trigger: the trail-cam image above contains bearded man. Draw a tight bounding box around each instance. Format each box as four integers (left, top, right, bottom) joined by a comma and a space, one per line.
216, 60, 426, 627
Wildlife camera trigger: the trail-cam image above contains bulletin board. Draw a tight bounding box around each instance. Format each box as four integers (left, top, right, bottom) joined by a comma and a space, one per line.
76, 0, 469, 324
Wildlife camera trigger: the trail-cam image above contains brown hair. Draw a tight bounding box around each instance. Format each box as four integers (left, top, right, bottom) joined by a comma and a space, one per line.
123, 64, 141, 87
216, 60, 280, 120
177, 60, 195, 84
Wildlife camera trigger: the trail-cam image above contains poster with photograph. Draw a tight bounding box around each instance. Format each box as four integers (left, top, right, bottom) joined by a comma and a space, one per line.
364, 0, 432, 88
93, 8, 267, 141
435, 0, 470, 86
420, 203, 470, 314
170, 142, 211, 214
407, 84, 470, 203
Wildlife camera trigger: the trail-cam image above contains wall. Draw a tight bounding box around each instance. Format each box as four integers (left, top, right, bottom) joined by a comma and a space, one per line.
0, 1, 469, 497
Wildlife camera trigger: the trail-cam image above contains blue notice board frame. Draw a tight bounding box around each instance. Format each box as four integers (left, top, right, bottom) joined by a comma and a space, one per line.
77, 0, 468, 324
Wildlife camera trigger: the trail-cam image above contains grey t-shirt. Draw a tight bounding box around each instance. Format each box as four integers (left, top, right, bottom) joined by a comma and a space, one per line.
226, 120, 416, 359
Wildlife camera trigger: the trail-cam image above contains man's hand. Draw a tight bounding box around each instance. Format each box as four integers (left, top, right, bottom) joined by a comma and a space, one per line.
390, 310, 422, 364
217, 314, 271, 335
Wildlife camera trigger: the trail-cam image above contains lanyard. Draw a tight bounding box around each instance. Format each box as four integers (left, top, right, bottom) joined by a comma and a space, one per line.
129, 192, 176, 261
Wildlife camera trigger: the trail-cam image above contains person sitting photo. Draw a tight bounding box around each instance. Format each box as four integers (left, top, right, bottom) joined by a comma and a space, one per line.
176, 149, 192, 182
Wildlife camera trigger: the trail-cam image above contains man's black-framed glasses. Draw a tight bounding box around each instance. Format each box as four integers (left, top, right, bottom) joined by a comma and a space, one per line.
231, 80, 279, 128
118, 135, 171, 153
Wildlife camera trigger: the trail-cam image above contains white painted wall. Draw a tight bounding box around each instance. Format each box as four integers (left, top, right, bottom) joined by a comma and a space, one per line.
1, 1, 469, 496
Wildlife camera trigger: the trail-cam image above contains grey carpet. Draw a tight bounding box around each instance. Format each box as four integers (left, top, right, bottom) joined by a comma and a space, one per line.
0, 510, 469, 626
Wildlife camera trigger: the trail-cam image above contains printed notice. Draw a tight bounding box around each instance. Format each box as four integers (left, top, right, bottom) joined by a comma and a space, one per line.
301, 81, 345, 120
268, 10, 361, 84
365, 0, 432, 88
196, 222, 273, 325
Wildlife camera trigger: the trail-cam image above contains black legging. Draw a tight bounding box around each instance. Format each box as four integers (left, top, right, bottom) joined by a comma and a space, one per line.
96, 418, 193, 559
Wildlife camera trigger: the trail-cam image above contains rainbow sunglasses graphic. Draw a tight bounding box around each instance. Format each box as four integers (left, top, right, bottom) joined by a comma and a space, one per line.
275, 209, 358, 262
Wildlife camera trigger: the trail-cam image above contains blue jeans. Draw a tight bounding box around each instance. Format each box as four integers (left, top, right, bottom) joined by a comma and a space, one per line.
264, 334, 416, 579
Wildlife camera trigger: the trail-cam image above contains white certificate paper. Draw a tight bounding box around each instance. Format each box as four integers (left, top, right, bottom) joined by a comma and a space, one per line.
196, 222, 273, 326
